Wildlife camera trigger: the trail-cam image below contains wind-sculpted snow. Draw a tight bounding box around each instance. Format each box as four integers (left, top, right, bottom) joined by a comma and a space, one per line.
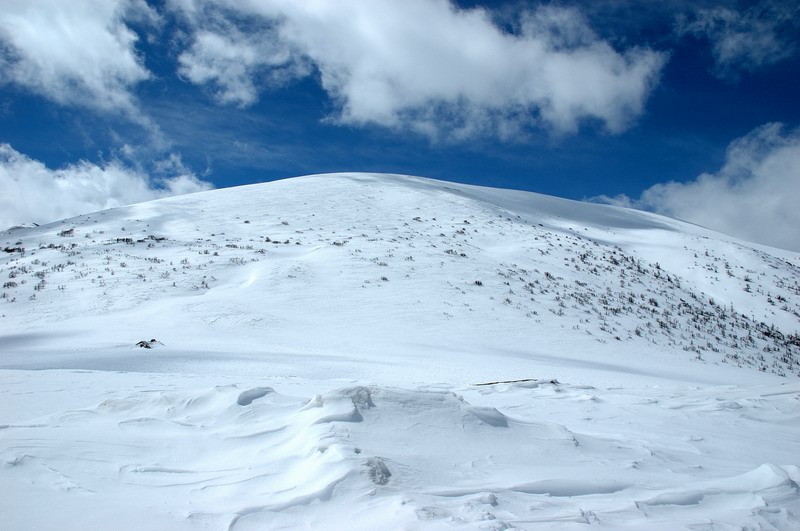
1, 370, 799, 530
1, 173, 800, 528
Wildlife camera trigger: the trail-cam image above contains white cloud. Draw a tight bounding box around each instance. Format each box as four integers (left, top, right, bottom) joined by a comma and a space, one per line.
0, 0, 156, 115
171, 0, 666, 139
0, 144, 213, 230
178, 25, 306, 107
596, 123, 800, 252
678, 2, 799, 79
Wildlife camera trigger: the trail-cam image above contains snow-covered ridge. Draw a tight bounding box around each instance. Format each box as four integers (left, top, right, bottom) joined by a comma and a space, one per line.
2, 173, 798, 378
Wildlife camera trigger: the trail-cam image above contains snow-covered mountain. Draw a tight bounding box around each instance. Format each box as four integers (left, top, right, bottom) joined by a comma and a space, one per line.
2, 173, 799, 530
3, 173, 798, 377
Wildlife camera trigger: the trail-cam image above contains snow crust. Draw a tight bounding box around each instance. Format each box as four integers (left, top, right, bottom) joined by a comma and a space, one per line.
1, 173, 799, 529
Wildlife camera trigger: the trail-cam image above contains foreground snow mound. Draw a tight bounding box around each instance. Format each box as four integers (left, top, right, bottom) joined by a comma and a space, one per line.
2, 370, 799, 530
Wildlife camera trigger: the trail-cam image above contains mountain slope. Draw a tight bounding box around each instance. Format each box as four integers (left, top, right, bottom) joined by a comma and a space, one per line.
2, 173, 800, 530
2, 173, 798, 380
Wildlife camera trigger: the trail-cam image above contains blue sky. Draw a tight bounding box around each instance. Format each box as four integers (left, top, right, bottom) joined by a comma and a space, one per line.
1, 0, 799, 251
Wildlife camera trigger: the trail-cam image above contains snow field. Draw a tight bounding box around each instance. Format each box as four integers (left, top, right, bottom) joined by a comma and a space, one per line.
2, 369, 799, 530
2, 173, 799, 529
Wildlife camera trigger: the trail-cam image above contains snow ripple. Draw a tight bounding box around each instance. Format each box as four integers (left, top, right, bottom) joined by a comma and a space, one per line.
2, 374, 799, 529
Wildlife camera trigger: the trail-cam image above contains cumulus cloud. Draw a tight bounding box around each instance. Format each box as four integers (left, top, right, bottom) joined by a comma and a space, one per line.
0, 144, 212, 230
678, 2, 799, 79
596, 123, 800, 252
170, 0, 666, 139
0, 0, 156, 115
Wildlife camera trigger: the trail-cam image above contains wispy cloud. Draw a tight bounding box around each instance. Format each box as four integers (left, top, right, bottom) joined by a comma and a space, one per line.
170, 0, 666, 140
677, 1, 799, 79
0, 0, 158, 118
0, 144, 212, 230
177, 23, 309, 108
595, 123, 800, 252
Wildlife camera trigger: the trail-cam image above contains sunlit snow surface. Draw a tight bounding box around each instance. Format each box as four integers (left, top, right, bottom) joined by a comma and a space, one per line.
2, 174, 799, 529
